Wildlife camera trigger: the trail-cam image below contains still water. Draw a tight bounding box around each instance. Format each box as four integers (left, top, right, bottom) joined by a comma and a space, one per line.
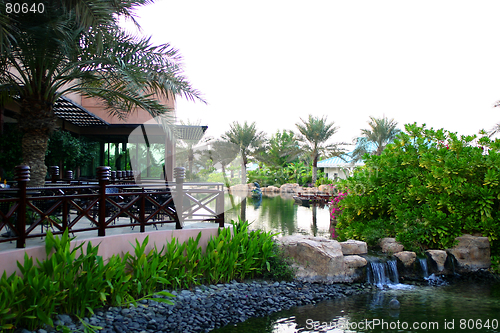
213, 281, 500, 333
223, 194, 332, 238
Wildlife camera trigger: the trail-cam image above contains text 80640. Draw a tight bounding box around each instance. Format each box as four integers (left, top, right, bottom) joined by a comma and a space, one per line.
5, 3, 45, 14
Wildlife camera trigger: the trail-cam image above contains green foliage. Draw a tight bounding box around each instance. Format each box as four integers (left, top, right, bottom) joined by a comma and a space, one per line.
336, 123, 500, 255
248, 161, 324, 187
254, 130, 301, 169
0, 218, 294, 331
46, 130, 99, 172
0, 123, 23, 180
263, 243, 297, 282
200, 218, 277, 283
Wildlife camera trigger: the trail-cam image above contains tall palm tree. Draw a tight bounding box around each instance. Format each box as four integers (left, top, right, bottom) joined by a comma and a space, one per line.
221, 121, 265, 184
0, 0, 202, 186
295, 115, 344, 184
352, 116, 400, 161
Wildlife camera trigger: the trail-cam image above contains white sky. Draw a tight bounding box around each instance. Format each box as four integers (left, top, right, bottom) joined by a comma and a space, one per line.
125, 0, 500, 144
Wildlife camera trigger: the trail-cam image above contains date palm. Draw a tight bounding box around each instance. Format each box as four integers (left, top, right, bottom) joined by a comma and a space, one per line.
295, 115, 344, 184
221, 121, 265, 184
0, 0, 202, 186
352, 116, 400, 161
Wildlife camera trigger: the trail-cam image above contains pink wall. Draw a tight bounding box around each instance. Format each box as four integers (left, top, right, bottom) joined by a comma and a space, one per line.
1, 226, 226, 276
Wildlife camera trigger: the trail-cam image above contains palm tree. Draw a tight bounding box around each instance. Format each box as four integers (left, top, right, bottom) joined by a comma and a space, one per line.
295, 115, 344, 184
0, 0, 202, 186
254, 129, 302, 170
206, 139, 240, 186
221, 121, 265, 184
352, 116, 400, 161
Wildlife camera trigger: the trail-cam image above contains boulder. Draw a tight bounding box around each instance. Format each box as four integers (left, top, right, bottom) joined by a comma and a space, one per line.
318, 184, 335, 194
380, 238, 404, 254
262, 186, 280, 193
394, 251, 417, 277
301, 187, 319, 194
229, 184, 251, 192
426, 250, 447, 273
340, 240, 367, 255
394, 251, 416, 268
446, 234, 491, 272
277, 235, 367, 283
280, 183, 300, 193
343, 255, 367, 281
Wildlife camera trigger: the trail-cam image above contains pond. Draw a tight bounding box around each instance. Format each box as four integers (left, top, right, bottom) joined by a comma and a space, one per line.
212, 280, 500, 333
223, 193, 333, 238
218, 193, 500, 333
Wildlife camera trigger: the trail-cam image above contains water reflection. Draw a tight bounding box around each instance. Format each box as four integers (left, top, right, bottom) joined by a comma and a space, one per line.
214, 281, 500, 333
224, 193, 331, 238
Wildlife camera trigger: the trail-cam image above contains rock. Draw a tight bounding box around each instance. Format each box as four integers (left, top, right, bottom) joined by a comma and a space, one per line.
426, 250, 447, 273
389, 298, 400, 310
340, 240, 367, 255
280, 183, 300, 193
277, 235, 366, 282
394, 251, 416, 268
229, 184, 251, 192
301, 187, 319, 194
380, 238, 404, 254
394, 251, 417, 277
318, 184, 335, 194
343, 255, 367, 281
446, 234, 491, 272
262, 186, 280, 193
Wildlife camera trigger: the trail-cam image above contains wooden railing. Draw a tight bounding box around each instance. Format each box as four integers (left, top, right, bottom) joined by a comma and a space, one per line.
0, 166, 225, 248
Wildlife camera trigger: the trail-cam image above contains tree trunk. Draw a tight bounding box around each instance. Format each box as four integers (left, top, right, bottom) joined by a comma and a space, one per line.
18, 97, 56, 187
312, 154, 318, 185
21, 129, 50, 187
241, 152, 247, 184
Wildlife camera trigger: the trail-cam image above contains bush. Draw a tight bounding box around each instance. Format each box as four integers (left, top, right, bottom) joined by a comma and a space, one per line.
263, 243, 297, 281
336, 123, 500, 255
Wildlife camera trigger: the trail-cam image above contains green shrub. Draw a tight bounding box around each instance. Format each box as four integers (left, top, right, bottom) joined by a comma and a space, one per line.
263, 243, 297, 281
336, 123, 500, 254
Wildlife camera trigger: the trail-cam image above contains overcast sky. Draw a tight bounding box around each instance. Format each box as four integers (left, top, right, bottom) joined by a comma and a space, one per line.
124, 0, 500, 145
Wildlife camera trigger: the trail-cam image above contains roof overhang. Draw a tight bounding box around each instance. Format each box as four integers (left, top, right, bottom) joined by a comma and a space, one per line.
54, 96, 109, 127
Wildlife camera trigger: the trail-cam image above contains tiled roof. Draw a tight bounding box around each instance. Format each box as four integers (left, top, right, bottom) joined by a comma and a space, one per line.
54, 96, 109, 126
318, 140, 378, 167
317, 154, 363, 167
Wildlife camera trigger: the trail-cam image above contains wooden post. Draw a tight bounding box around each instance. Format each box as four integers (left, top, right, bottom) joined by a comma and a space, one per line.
139, 188, 146, 233
174, 167, 185, 229
97, 166, 110, 236
216, 184, 225, 228
49, 166, 59, 183
15, 165, 29, 248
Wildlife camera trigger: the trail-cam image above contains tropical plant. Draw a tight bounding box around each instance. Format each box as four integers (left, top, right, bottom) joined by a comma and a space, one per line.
221, 121, 265, 184
205, 139, 239, 186
0, 123, 22, 180
336, 123, 500, 256
295, 115, 345, 184
351, 116, 400, 161
254, 130, 301, 170
45, 130, 99, 174
0, 0, 202, 186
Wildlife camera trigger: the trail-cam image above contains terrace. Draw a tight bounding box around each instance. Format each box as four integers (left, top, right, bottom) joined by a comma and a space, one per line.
0, 165, 225, 276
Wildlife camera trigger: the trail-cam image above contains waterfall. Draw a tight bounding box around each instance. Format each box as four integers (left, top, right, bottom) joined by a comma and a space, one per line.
419, 258, 429, 278
367, 260, 399, 287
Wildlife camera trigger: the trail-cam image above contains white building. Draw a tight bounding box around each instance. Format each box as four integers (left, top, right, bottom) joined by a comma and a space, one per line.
317, 153, 364, 180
